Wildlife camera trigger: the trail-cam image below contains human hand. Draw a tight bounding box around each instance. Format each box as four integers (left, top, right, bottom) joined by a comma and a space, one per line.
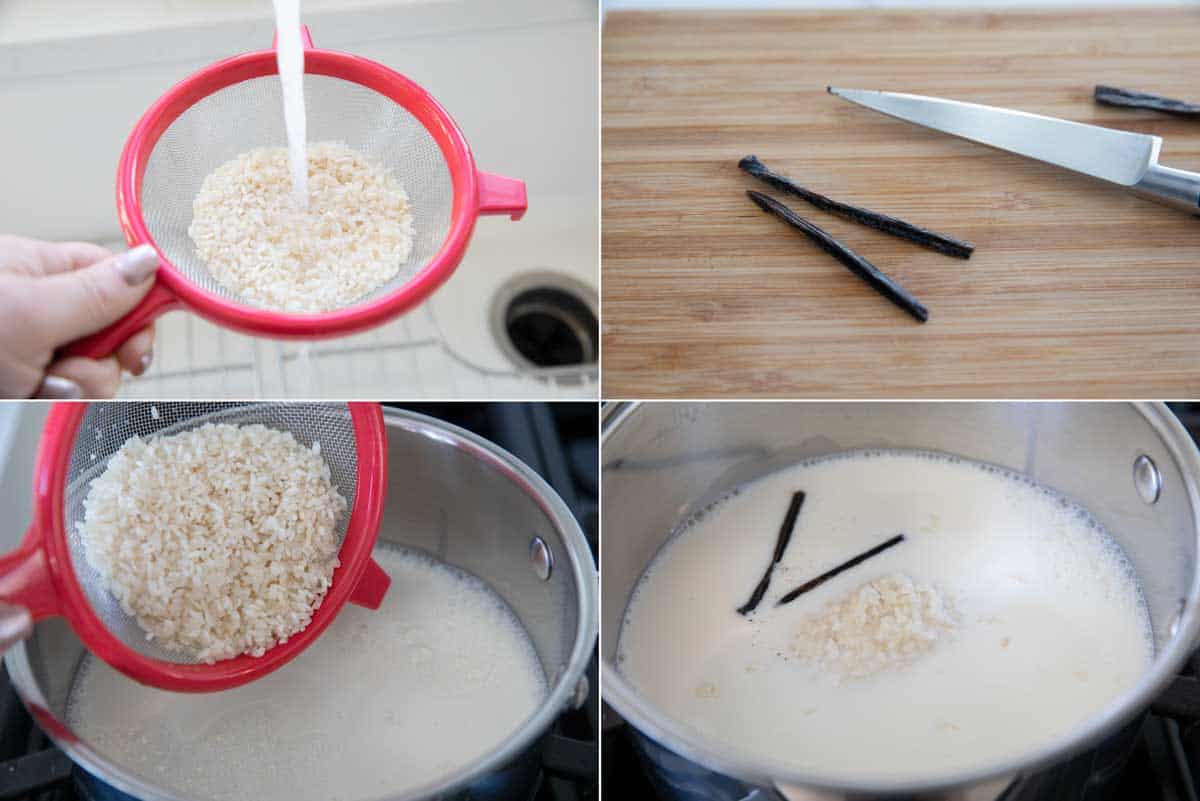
0, 236, 159, 399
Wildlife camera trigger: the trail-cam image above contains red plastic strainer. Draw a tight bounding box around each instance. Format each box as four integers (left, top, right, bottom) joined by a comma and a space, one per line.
0, 401, 390, 692
68, 26, 527, 358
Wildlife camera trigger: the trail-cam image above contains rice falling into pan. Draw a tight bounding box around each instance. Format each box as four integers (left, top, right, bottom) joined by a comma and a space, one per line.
77, 423, 347, 664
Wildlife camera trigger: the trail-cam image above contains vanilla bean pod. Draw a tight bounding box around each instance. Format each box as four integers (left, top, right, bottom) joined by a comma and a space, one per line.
740, 155, 974, 259
747, 191, 929, 323
1095, 85, 1200, 118
777, 534, 906, 606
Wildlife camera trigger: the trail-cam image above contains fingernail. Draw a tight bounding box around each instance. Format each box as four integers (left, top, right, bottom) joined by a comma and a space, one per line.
113, 244, 159, 286
139, 351, 153, 375
34, 375, 83, 399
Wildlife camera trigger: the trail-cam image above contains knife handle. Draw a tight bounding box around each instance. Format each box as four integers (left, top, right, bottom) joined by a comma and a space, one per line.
1134, 163, 1200, 214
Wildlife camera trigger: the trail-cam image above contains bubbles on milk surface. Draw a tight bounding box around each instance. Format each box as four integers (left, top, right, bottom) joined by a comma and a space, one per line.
65, 545, 548, 801
617, 449, 1154, 782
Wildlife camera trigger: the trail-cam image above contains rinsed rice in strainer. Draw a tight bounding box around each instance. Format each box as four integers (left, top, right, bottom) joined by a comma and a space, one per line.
78, 423, 347, 664
188, 141, 414, 313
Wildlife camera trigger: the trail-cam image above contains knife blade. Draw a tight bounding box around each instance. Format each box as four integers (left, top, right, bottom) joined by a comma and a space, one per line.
827, 87, 1200, 214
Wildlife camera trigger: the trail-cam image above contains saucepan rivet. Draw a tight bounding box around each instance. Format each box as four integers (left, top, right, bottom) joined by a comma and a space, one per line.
530, 536, 553, 580
1133, 454, 1162, 505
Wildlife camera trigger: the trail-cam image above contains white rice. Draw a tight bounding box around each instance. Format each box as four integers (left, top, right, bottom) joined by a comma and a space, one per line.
78, 423, 347, 664
188, 141, 414, 313
792, 573, 956, 681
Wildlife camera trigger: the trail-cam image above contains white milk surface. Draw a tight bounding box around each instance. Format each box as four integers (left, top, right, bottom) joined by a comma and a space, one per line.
66, 546, 548, 801
618, 450, 1154, 782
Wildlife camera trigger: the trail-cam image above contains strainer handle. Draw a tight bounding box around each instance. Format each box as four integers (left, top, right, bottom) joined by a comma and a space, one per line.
348, 557, 391, 610
61, 281, 182, 360
478, 172, 528, 221
0, 532, 59, 622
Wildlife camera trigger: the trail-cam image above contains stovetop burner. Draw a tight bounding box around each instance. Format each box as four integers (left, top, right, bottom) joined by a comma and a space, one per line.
0, 403, 598, 801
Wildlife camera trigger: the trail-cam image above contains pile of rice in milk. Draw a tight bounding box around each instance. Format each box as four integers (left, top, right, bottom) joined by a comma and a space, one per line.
188, 141, 414, 313
792, 573, 957, 681
77, 423, 347, 664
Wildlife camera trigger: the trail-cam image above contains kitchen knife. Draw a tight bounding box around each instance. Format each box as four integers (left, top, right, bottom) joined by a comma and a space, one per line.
828, 87, 1200, 215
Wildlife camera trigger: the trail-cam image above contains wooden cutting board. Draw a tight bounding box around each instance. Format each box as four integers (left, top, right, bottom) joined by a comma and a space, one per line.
602, 7, 1200, 398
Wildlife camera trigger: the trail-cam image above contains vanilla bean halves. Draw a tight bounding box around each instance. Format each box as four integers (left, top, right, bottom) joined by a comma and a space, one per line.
737, 491, 806, 616
739, 155, 974, 260
1094, 85, 1200, 118
777, 534, 906, 606
747, 191, 929, 323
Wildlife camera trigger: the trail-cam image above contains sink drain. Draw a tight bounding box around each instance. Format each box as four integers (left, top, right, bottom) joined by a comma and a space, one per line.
493, 274, 598, 369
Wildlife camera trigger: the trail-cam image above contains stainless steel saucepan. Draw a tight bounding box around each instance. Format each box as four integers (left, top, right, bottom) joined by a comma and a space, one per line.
3, 406, 598, 801
601, 401, 1200, 801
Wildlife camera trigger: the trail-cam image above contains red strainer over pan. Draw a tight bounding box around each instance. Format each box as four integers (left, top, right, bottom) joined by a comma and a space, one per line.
69, 27, 527, 357
0, 402, 390, 692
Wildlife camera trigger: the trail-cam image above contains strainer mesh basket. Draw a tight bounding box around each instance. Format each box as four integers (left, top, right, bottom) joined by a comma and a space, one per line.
141, 75, 454, 310
63, 402, 358, 664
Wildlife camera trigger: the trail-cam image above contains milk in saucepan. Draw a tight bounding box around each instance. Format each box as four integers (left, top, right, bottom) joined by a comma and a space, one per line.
618, 450, 1153, 782
66, 546, 547, 801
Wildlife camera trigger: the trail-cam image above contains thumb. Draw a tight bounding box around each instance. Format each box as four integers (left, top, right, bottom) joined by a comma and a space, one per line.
32, 244, 159, 346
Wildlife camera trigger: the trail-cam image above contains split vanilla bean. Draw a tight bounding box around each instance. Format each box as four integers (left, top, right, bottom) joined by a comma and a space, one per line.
737, 490, 806, 616
739, 155, 974, 260
746, 191, 929, 323
1094, 85, 1200, 118
777, 534, 905, 606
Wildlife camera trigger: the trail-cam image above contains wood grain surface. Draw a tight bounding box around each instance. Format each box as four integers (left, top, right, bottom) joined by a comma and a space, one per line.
601, 7, 1200, 398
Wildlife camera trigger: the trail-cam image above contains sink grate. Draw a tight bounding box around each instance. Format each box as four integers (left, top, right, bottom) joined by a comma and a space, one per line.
120, 304, 597, 399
